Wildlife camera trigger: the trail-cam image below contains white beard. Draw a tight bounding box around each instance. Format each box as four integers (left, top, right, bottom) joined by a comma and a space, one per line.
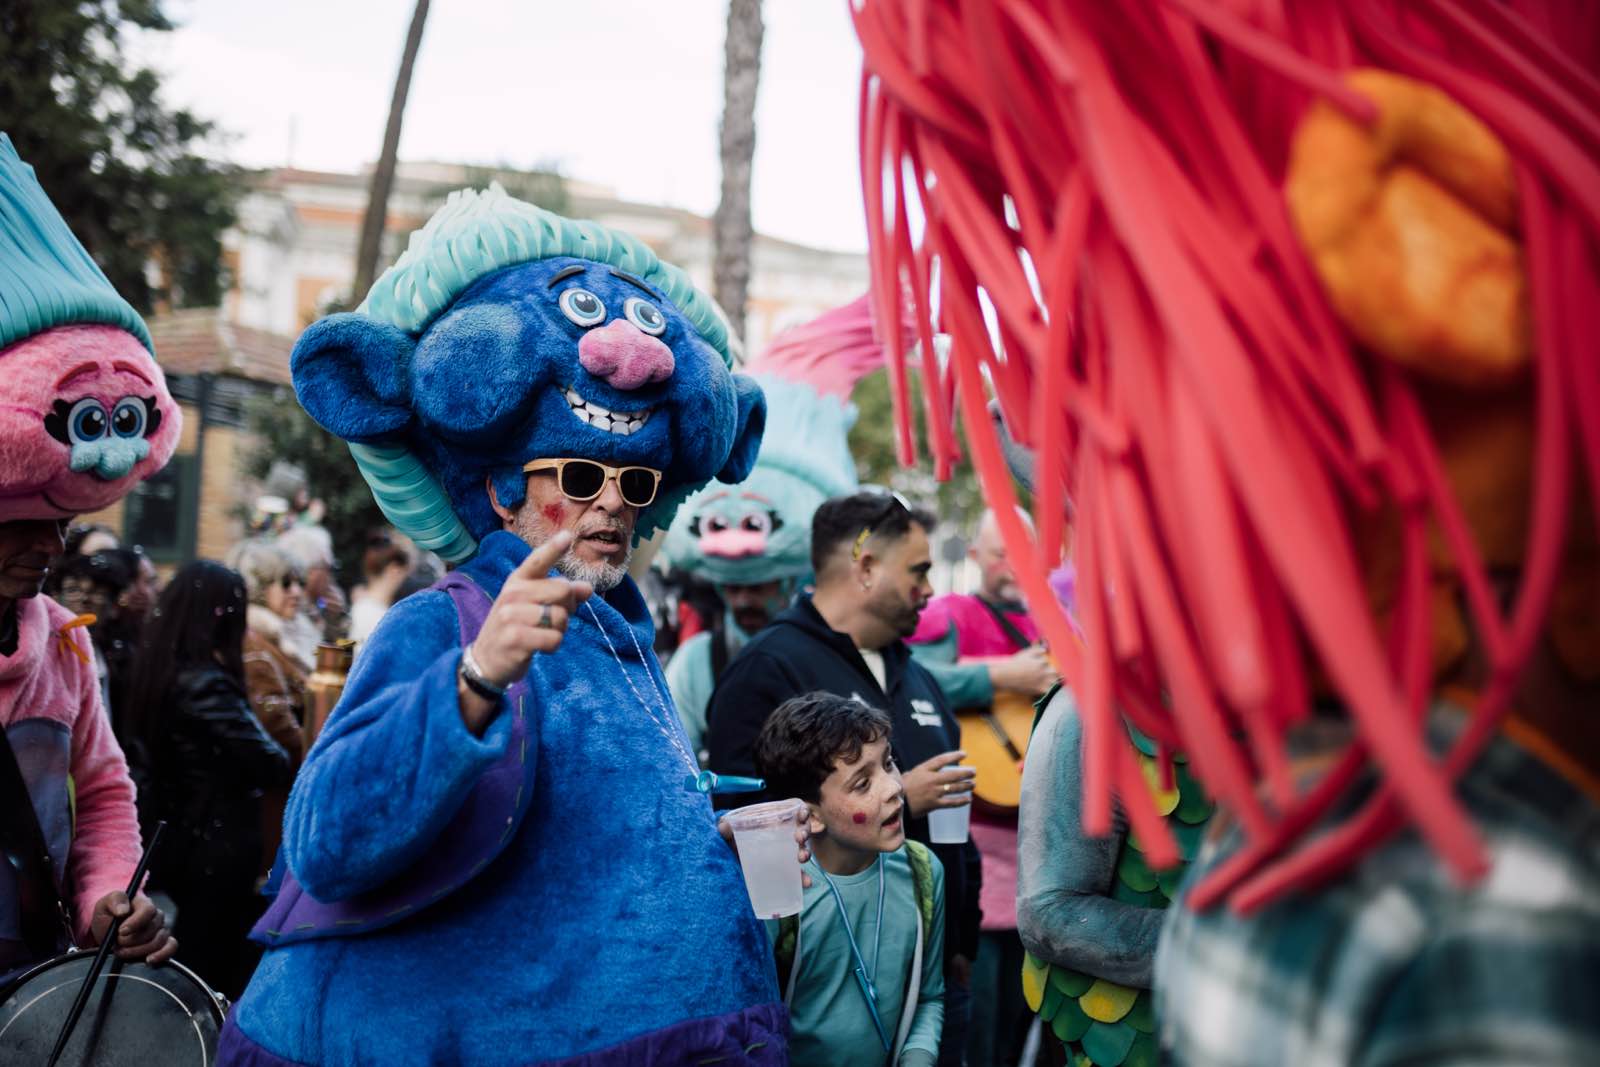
554, 547, 630, 593
514, 502, 633, 593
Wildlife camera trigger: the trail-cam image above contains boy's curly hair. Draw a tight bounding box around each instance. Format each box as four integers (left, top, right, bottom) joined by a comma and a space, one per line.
754, 692, 892, 804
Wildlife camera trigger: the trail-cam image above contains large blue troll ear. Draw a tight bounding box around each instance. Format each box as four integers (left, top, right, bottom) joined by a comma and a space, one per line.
291, 313, 416, 440
717, 374, 766, 484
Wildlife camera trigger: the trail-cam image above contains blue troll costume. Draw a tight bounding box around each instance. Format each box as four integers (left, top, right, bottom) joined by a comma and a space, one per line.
218, 186, 781, 1067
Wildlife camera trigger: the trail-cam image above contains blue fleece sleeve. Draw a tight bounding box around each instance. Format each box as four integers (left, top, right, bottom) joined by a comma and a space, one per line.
282, 590, 515, 901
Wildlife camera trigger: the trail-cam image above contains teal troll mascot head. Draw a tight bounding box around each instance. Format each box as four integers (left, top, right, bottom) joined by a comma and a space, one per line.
662, 296, 899, 587
287, 185, 765, 559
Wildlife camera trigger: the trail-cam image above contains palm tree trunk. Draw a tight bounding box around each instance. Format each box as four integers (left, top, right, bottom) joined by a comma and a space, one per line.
711, 0, 764, 347
351, 0, 430, 304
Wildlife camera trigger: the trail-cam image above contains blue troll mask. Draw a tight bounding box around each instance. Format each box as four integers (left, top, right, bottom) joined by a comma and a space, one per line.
289, 186, 765, 561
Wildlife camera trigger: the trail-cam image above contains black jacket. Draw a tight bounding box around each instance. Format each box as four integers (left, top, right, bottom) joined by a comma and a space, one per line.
145, 665, 292, 890
705, 596, 984, 963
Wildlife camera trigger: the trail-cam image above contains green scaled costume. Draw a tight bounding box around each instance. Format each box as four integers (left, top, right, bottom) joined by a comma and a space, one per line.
1017, 686, 1212, 1067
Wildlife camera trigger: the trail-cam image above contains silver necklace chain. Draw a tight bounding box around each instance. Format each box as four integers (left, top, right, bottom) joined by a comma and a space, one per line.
583, 600, 699, 776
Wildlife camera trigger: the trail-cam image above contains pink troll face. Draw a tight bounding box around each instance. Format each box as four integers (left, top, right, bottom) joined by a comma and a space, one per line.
0, 324, 181, 519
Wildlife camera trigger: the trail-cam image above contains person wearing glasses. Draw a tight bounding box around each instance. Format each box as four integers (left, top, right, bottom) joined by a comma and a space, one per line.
219, 189, 783, 1067
227, 539, 315, 885
706, 489, 985, 1067
229, 540, 313, 767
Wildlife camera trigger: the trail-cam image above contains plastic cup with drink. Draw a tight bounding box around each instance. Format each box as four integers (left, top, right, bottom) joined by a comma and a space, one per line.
926, 762, 973, 843
724, 798, 808, 918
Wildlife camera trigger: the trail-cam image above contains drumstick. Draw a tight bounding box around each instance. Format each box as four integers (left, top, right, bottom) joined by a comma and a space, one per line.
46, 821, 166, 1067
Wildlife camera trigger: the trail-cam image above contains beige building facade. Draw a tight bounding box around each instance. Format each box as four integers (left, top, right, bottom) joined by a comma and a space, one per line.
225, 163, 869, 353
87, 163, 868, 563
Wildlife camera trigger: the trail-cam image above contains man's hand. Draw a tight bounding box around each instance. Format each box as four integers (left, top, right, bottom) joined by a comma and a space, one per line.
901, 750, 976, 819
90, 891, 177, 964
988, 645, 1057, 696
460, 531, 593, 733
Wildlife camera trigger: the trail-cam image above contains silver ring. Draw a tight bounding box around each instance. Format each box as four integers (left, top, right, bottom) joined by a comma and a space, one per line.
538, 604, 553, 629
942, 783, 950, 795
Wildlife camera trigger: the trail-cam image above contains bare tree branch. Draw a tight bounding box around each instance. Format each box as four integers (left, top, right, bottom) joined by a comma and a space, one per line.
351, 0, 430, 305
711, 0, 764, 346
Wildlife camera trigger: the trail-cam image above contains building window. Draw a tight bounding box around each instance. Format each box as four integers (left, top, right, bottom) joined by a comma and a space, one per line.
122, 453, 198, 563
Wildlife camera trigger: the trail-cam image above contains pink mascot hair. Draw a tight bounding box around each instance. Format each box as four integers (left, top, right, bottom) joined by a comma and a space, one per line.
852, 0, 1600, 910
0, 134, 180, 521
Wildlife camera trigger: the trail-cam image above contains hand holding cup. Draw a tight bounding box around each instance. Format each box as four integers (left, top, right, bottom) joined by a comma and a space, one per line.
901, 750, 975, 818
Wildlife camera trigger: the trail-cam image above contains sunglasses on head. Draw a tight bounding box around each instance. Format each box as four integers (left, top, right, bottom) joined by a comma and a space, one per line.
852, 485, 915, 561
521, 458, 662, 509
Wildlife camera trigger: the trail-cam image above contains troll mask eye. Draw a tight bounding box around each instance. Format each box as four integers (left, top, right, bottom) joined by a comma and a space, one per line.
623, 297, 666, 336
110, 397, 147, 438
66, 398, 109, 444
558, 288, 606, 328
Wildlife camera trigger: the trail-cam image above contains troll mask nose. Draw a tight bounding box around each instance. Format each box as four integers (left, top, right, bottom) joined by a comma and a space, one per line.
68, 436, 150, 480
578, 320, 675, 390
699, 525, 768, 559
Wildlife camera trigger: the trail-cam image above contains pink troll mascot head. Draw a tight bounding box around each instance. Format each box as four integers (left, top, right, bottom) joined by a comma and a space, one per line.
853, 2, 1599, 910
0, 134, 180, 520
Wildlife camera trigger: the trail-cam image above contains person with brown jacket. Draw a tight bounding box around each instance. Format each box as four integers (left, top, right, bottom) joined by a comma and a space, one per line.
228, 539, 310, 874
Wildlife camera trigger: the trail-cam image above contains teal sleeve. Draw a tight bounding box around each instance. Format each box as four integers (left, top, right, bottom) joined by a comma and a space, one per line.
909, 627, 995, 709
664, 632, 712, 761
902, 859, 947, 1058
1016, 688, 1163, 987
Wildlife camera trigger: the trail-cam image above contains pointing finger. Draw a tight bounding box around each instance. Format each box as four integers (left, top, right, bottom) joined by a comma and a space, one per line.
515, 530, 573, 579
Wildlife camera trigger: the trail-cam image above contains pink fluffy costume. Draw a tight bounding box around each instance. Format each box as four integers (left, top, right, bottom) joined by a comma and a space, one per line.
0, 132, 181, 983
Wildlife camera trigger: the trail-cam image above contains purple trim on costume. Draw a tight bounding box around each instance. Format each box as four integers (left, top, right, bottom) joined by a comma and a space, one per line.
218, 1002, 789, 1067
249, 574, 533, 946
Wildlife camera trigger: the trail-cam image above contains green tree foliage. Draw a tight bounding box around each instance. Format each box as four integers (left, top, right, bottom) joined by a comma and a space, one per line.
0, 0, 237, 311
241, 390, 386, 583
456, 164, 570, 217
848, 368, 989, 532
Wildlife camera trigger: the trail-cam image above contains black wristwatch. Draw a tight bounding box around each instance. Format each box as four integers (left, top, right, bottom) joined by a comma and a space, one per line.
458, 644, 508, 700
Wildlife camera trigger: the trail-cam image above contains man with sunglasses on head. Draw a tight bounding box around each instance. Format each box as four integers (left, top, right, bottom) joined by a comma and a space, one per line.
706, 490, 984, 1067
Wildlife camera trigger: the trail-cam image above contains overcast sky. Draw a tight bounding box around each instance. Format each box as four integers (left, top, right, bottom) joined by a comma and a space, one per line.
146, 1, 869, 253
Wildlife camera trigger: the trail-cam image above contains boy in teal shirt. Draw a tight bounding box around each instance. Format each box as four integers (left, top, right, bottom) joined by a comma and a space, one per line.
754, 693, 945, 1067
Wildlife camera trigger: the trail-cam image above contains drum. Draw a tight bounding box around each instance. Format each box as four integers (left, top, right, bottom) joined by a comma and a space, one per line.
0, 950, 226, 1065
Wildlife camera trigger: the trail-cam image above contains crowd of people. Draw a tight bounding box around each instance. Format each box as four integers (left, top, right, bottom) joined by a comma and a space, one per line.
16, 481, 1054, 1065
17, 516, 431, 1003
4, 6, 1597, 1055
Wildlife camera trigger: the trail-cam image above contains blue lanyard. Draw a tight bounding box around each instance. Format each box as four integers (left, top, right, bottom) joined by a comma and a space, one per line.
815, 855, 891, 1052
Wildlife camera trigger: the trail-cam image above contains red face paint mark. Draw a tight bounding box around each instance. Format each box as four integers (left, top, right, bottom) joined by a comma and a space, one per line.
540, 502, 566, 527
852, 812, 868, 825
